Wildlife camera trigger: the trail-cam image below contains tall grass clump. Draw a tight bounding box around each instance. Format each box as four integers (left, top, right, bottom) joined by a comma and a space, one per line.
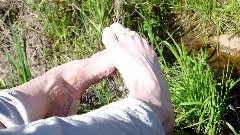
2, 28, 32, 88
159, 39, 239, 134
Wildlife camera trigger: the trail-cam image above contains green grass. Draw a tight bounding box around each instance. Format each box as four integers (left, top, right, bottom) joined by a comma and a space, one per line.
29, 0, 240, 68
159, 37, 239, 134
78, 78, 124, 114
32, 0, 114, 68
1, 0, 240, 134
169, 0, 240, 36
2, 28, 32, 88
0, 79, 7, 89
93, 79, 115, 105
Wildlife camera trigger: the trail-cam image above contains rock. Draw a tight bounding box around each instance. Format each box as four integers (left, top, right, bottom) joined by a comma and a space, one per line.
208, 34, 240, 79
209, 34, 240, 56
209, 34, 240, 79
182, 33, 240, 80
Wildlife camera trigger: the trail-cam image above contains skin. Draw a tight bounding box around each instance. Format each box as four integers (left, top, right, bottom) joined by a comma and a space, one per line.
102, 23, 175, 134
14, 50, 116, 121
12, 23, 174, 134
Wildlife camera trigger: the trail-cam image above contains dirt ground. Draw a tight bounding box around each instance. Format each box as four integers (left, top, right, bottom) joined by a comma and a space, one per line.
0, 0, 47, 86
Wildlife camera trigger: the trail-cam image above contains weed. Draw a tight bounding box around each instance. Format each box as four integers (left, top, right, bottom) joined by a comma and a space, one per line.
3, 28, 31, 88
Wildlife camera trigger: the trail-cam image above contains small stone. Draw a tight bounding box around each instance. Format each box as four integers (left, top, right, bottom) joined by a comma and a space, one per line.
209, 34, 240, 79
209, 34, 240, 55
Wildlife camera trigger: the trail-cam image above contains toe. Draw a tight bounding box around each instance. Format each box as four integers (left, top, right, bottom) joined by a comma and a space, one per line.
110, 23, 129, 44
110, 23, 125, 31
130, 31, 144, 46
102, 26, 125, 65
141, 37, 150, 48
102, 27, 118, 47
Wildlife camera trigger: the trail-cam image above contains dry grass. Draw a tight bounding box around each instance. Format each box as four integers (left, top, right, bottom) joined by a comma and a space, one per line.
0, 0, 48, 85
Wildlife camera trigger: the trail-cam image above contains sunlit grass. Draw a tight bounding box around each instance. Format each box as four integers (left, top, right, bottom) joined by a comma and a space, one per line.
32, 0, 114, 68
158, 37, 239, 134
1, 0, 240, 134
169, 0, 240, 35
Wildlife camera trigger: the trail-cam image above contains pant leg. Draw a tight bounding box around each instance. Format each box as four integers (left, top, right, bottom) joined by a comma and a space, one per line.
0, 96, 164, 135
0, 89, 30, 129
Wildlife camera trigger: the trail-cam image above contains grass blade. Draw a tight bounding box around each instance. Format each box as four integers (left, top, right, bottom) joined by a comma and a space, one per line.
226, 122, 238, 135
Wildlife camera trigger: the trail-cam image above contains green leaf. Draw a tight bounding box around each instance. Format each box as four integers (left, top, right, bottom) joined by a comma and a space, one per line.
179, 101, 202, 106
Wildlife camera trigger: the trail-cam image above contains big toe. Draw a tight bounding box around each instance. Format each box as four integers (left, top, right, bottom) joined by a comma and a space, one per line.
110, 23, 125, 32
102, 26, 127, 72
102, 27, 117, 47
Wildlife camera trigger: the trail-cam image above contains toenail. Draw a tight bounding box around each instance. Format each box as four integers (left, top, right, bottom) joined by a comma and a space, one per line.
125, 28, 131, 32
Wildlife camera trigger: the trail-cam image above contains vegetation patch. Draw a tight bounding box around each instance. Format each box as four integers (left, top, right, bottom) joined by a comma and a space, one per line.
1, 0, 240, 134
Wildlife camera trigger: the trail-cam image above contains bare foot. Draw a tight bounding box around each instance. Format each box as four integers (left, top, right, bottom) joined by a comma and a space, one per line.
102, 23, 174, 134
14, 50, 116, 121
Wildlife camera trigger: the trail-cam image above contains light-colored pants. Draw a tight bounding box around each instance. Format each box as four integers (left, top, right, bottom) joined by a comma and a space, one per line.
0, 90, 164, 135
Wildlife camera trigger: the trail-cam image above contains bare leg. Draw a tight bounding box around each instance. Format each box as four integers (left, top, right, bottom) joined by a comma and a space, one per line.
102, 23, 174, 134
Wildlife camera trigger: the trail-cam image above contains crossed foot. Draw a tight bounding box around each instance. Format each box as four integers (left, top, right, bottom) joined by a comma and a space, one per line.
102, 23, 174, 134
